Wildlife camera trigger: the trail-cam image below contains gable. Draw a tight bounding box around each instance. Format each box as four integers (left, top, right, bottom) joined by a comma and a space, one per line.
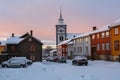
19, 36, 43, 45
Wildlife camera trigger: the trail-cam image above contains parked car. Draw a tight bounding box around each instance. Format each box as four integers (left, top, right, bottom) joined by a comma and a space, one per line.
1, 57, 32, 68
26, 59, 33, 65
72, 56, 88, 66
46, 56, 59, 62
58, 57, 67, 63
46, 56, 54, 62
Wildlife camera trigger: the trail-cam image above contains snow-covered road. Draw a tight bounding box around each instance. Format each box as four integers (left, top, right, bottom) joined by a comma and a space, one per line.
0, 60, 120, 80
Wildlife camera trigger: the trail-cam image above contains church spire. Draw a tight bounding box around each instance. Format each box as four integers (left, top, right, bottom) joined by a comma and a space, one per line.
60, 8, 62, 19
59, 8, 64, 23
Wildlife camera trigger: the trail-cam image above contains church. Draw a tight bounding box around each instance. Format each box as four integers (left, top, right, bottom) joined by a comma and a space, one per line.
55, 10, 80, 57
55, 10, 80, 46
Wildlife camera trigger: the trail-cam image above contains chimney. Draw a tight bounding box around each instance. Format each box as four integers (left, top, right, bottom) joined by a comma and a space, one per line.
12, 33, 14, 37
30, 30, 33, 36
93, 26, 97, 31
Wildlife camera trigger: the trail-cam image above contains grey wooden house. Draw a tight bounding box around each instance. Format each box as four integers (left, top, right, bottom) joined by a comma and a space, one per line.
7, 30, 43, 62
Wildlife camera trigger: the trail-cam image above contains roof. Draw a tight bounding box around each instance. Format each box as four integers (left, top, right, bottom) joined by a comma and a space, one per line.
7, 36, 24, 44
110, 19, 120, 27
68, 41, 73, 45
0, 41, 7, 46
74, 32, 90, 39
90, 24, 110, 35
50, 49, 57, 53
66, 33, 81, 39
58, 38, 72, 46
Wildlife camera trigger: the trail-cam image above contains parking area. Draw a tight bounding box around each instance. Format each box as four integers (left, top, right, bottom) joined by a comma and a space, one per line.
0, 60, 120, 80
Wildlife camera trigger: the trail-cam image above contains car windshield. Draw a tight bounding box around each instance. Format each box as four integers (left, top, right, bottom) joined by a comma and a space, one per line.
74, 56, 86, 60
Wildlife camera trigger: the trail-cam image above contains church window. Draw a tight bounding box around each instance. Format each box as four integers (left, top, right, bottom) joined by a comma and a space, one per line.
59, 36, 64, 41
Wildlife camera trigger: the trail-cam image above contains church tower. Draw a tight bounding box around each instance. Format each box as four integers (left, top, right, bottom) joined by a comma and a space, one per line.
56, 9, 67, 45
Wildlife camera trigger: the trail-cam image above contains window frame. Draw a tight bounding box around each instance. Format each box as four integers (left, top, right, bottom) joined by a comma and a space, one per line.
114, 40, 119, 50
114, 27, 119, 35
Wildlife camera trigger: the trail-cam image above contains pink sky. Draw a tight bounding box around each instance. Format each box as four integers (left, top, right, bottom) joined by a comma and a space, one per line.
0, 0, 120, 45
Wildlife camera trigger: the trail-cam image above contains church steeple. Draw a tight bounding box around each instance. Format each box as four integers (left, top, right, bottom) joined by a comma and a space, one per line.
59, 9, 64, 23
56, 9, 67, 45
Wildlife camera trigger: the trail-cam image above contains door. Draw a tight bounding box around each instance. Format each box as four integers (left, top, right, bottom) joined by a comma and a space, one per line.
91, 47, 96, 60
30, 54, 35, 61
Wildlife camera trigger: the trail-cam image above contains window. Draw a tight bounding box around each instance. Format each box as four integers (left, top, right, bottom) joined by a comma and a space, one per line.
74, 47, 76, 53
97, 44, 100, 50
97, 34, 99, 39
86, 46, 88, 53
101, 32, 105, 38
92, 35, 95, 39
77, 39, 79, 43
78, 47, 80, 53
75, 40, 77, 43
85, 37, 88, 42
114, 27, 118, 35
11, 46, 16, 51
80, 39, 82, 43
102, 43, 105, 50
59, 36, 64, 41
30, 44, 35, 51
114, 41, 119, 50
29, 38, 32, 42
106, 31, 109, 37
106, 43, 110, 50
80, 47, 82, 53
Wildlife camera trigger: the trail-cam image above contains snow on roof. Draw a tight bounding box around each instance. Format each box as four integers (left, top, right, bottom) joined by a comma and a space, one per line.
66, 33, 81, 39
50, 49, 57, 53
110, 19, 120, 27
90, 24, 110, 35
7, 36, 24, 44
0, 41, 7, 46
58, 38, 72, 46
74, 32, 90, 39
68, 41, 73, 45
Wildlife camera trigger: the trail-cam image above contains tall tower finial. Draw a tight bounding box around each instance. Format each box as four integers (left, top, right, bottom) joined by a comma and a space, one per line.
60, 8, 62, 18
59, 8, 64, 23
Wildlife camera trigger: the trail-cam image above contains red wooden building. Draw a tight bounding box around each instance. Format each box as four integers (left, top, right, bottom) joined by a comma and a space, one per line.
57, 39, 72, 57
90, 26, 111, 60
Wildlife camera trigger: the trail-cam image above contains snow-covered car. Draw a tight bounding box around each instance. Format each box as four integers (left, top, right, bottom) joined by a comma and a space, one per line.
1, 57, 32, 68
26, 59, 33, 65
58, 57, 67, 63
46, 56, 59, 62
10, 57, 33, 65
72, 56, 88, 66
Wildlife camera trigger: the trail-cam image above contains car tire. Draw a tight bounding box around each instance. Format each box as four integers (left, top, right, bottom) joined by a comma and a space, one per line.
20, 65, 25, 68
85, 63, 88, 66
2, 65, 8, 68
72, 61, 76, 65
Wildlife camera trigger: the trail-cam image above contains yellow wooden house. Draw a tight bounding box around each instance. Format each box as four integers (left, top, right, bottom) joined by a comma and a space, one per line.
110, 20, 120, 61
0, 41, 7, 54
